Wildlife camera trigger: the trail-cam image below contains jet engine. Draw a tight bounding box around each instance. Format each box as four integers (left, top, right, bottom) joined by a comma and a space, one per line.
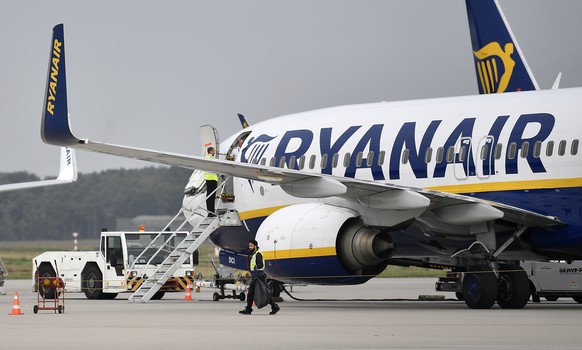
256, 203, 394, 284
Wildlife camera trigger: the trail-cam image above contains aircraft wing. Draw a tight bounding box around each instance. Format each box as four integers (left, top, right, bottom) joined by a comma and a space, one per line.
46, 135, 561, 229
0, 147, 77, 192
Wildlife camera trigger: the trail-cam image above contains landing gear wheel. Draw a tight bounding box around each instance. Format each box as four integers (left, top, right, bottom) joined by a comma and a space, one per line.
213, 292, 220, 301
462, 265, 498, 309
58, 305, 64, 314
82, 265, 104, 300
239, 292, 246, 302
33, 305, 38, 314
496, 264, 530, 309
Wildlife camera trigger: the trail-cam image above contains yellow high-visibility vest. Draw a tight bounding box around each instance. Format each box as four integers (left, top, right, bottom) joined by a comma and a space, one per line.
250, 249, 264, 271
204, 154, 218, 181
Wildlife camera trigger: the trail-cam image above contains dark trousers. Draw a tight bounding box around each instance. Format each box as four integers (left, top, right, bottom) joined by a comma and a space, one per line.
206, 180, 217, 216
246, 275, 279, 310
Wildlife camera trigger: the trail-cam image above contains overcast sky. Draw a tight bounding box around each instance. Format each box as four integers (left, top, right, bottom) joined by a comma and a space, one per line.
1, 0, 581, 177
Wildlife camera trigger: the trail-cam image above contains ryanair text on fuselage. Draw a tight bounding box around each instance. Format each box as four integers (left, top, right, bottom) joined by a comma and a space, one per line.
242, 113, 554, 181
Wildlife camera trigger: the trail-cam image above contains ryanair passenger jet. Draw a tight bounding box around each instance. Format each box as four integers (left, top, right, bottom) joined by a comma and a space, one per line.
39, 1, 581, 309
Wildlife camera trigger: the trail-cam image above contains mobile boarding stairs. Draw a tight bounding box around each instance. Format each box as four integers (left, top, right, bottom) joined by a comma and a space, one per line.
128, 178, 244, 303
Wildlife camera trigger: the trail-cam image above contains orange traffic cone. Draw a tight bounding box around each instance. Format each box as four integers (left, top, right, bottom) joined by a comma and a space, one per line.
8, 291, 23, 315
184, 284, 193, 301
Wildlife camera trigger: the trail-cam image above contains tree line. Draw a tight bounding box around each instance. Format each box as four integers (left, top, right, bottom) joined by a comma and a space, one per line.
0, 166, 193, 241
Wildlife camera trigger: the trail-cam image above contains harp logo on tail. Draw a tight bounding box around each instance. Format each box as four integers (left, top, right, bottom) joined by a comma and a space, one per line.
473, 42, 515, 94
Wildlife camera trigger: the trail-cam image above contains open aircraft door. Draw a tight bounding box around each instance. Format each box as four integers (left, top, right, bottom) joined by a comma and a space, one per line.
199, 124, 220, 157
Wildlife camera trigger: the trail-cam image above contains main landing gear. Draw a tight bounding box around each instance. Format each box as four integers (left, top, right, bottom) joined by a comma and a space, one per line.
459, 264, 530, 309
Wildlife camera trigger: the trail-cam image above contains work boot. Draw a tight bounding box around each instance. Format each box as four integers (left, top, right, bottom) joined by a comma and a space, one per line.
269, 306, 280, 315
239, 308, 252, 315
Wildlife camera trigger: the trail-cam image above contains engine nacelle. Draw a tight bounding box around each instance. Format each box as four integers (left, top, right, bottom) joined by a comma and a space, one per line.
256, 203, 393, 285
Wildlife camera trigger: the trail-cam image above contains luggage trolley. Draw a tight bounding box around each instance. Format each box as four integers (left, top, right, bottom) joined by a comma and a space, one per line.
33, 260, 65, 314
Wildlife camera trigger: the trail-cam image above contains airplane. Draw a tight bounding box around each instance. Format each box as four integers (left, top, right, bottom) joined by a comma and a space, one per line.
39, 0, 582, 309
0, 147, 77, 192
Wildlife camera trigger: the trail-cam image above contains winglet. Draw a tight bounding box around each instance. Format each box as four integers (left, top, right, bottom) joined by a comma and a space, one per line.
0, 146, 77, 192
56, 147, 78, 182
465, 0, 539, 93
551, 72, 562, 90
237, 114, 250, 129
41, 24, 81, 146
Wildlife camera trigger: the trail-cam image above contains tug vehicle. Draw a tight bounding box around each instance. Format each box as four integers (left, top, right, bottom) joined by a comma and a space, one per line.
32, 229, 197, 300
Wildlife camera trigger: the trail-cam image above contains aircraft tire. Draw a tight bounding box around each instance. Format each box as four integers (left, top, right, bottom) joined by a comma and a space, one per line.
496, 264, 530, 309
462, 265, 497, 309
82, 265, 104, 300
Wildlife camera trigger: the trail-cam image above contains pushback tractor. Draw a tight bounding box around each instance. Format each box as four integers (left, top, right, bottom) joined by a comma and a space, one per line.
32, 229, 200, 300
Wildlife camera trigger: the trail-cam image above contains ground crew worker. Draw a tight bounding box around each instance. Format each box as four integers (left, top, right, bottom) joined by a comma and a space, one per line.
239, 239, 280, 315
205, 147, 218, 217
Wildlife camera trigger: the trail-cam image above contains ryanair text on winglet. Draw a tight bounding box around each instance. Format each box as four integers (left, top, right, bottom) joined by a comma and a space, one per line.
46, 39, 62, 116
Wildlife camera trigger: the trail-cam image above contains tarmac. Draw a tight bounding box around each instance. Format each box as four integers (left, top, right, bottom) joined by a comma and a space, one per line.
1, 278, 581, 350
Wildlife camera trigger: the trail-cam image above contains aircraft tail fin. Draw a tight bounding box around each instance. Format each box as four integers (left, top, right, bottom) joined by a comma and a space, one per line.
41, 24, 81, 146
465, 0, 539, 93
237, 114, 250, 129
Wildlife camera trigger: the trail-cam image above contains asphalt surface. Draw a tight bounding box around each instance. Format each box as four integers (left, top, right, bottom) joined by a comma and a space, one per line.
1, 278, 581, 349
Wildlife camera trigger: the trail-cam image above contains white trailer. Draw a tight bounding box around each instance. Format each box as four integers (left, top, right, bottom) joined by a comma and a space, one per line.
32, 230, 197, 300
522, 261, 582, 303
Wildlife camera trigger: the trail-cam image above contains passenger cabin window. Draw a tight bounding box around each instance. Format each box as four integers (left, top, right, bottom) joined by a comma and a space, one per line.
546, 141, 554, 157
299, 155, 306, 169
533, 141, 542, 158
425, 147, 432, 163
401, 149, 410, 164
332, 153, 339, 168
558, 140, 567, 156
494, 143, 503, 160
459, 146, 467, 162
378, 151, 386, 166
309, 155, 316, 169
436, 147, 444, 163
343, 153, 351, 168
572, 139, 579, 156
356, 152, 363, 167
321, 154, 328, 169
508, 142, 517, 160
480, 144, 489, 161
289, 155, 296, 169
520, 141, 529, 158
366, 151, 374, 167
446, 146, 455, 163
